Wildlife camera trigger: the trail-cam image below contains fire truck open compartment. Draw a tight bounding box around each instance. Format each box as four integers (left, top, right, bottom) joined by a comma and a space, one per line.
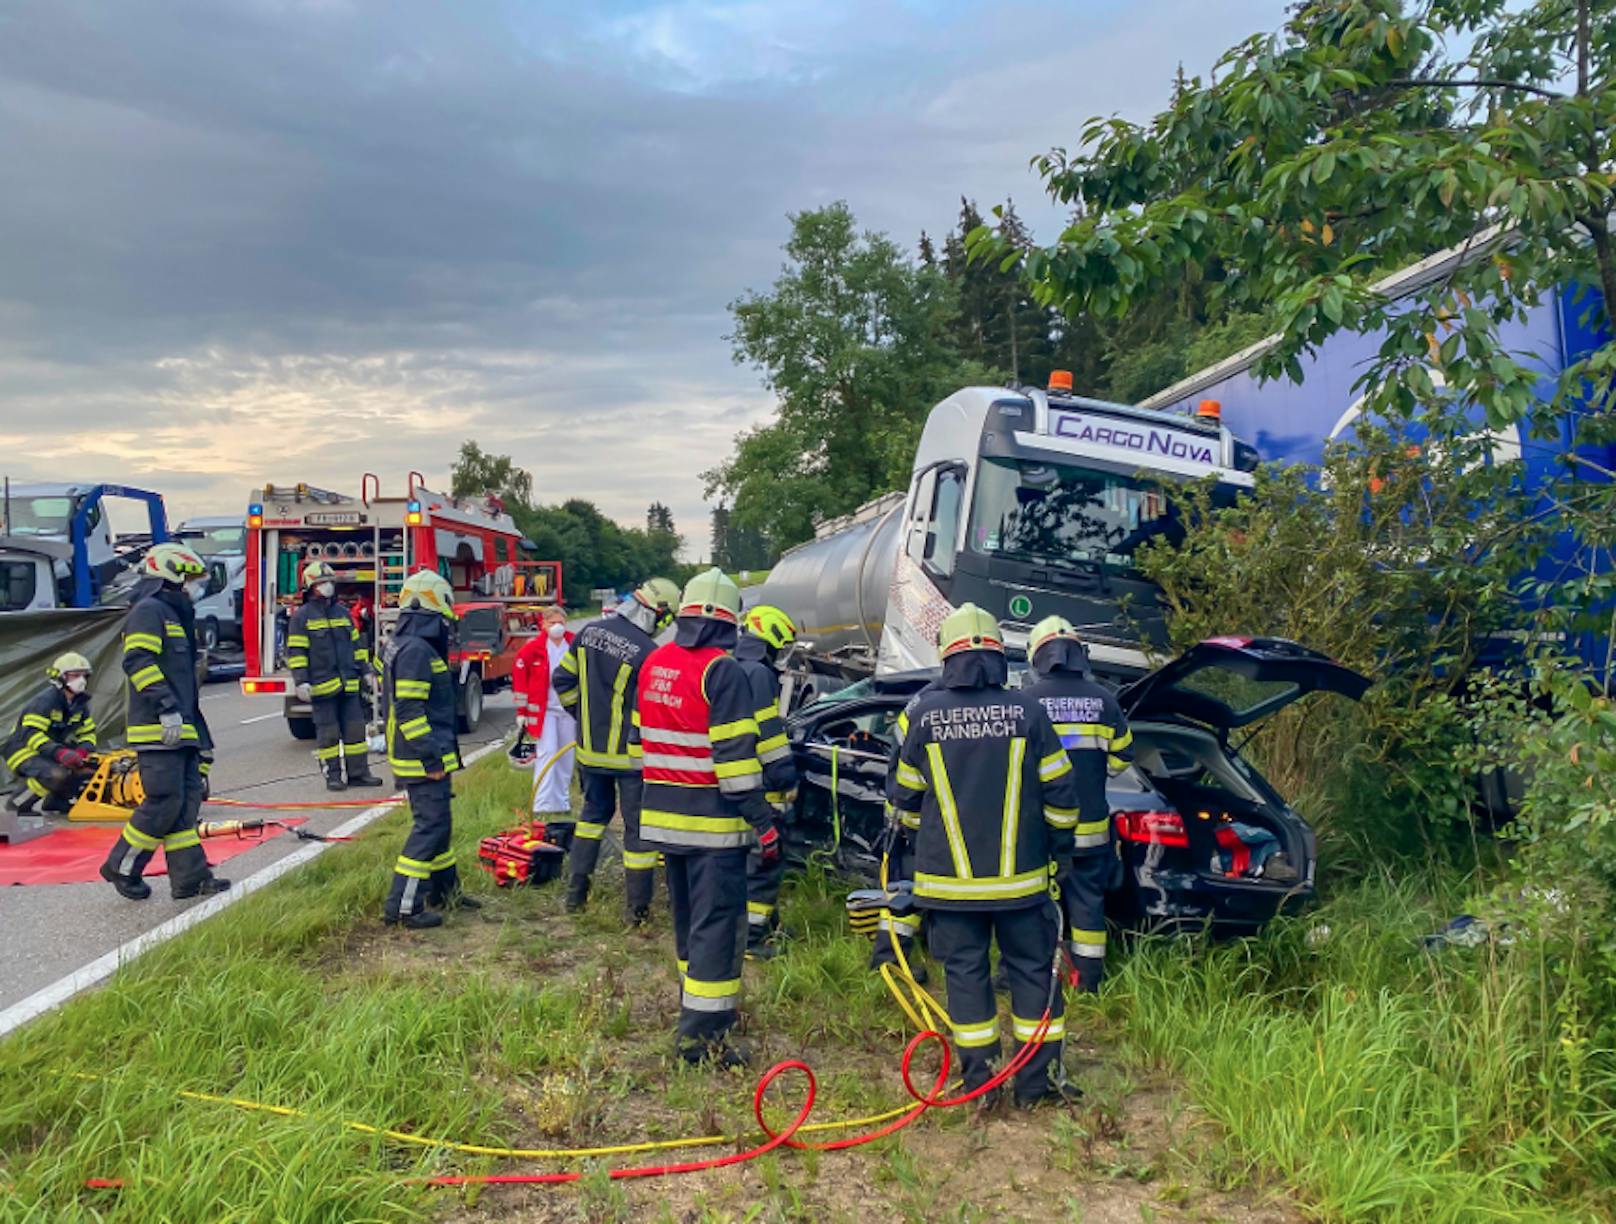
239, 476, 562, 740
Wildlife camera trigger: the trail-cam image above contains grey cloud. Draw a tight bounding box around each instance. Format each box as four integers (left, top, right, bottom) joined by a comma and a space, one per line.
0, 0, 1285, 546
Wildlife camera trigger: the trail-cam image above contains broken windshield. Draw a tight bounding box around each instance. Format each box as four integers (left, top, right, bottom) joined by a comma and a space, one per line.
967, 457, 1184, 574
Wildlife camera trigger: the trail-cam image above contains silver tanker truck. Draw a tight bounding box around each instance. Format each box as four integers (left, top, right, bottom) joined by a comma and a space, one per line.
754, 376, 1260, 689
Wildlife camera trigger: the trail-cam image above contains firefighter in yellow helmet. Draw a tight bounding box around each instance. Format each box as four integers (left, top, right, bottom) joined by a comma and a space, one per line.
4, 652, 99, 816
1022, 615, 1131, 993
287, 560, 382, 792
636, 569, 780, 1066
551, 576, 680, 919
735, 604, 800, 959
101, 543, 229, 901
890, 603, 1083, 1109
379, 570, 474, 929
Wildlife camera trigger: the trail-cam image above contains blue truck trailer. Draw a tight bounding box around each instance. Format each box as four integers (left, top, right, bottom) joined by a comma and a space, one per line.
1138, 240, 1616, 669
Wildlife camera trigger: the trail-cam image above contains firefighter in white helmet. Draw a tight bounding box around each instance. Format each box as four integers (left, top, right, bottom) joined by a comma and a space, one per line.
286, 560, 382, 792
100, 543, 230, 901
379, 569, 476, 929
4, 652, 99, 815
636, 568, 780, 1066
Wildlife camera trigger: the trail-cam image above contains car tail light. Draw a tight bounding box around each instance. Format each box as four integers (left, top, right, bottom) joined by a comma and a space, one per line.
1113, 810, 1189, 848
242, 678, 287, 695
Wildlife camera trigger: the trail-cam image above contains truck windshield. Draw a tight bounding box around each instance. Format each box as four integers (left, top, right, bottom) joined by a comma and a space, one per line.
182, 526, 245, 556
967, 457, 1183, 573
2, 497, 73, 537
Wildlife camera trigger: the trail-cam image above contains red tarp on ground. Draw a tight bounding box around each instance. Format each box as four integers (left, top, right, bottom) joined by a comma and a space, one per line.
0, 821, 304, 887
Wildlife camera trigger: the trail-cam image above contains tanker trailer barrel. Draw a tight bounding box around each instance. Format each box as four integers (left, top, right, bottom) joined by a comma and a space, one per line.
753, 492, 904, 674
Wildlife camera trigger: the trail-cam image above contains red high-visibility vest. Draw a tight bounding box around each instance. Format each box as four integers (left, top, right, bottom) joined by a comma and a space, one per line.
638, 645, 726, 787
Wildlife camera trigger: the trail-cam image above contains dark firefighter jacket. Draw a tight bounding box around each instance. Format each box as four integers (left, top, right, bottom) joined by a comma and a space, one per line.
891, 651, 1081, 910
552, 614, 658, 773
635, 618, 774, 851
1023, 656, 1133, 857
287, 595, 369, 699
733, 633, 798, 805
5, 683, 96, 775
123, 584, 213, 752
381, 611, 462, 780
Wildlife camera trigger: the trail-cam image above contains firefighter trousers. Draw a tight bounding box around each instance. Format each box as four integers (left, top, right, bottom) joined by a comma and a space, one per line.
11, 756, 87, 813
385, 776, 458, 920
1059, 853, 1112, 991
101, 749, 213, 895
570, 767, 655, 914
745, 844, 785, 948
926, 903, 1065, 1100
664, 847, 747, 1058
311, 692, 376, 781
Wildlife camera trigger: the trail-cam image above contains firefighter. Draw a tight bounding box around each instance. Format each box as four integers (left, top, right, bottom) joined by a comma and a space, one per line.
890, 603, 1086, 1110
551, 577, 680, 917
380, 570, 475, 929
868, 683, 939, 984
4, 652, 99, 815
637, 569, 780, 1067
287, 560, 382, 792
1022, 616, 1132, 993
100, 543, 230, 901
733, 604, 800, 959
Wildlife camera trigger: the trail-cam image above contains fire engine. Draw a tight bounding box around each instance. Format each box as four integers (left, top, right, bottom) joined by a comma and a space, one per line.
240, 473, 562, 740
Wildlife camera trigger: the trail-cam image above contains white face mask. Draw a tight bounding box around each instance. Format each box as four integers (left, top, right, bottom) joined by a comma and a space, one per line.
66, 675, 88, 695
547, 622, 567, 642
187, 578, 208, 602
316, 581, 336, 599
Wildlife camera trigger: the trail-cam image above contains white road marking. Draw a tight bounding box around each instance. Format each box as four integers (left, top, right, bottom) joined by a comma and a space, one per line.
239, 712, 281, 725
0, 738, 506, 1040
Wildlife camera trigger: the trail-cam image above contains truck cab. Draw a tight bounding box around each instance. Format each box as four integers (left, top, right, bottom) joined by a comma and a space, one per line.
0, 483, 170, 609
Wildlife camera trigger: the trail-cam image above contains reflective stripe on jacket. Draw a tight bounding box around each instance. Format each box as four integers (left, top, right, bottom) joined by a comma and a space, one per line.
551, 615, 657, 773
4, 683, 95, 776
1023, 671, 1132, 855
382, 620, 462, 780
287, 596, 369, 698
892, 685, 1080, 910
124, 591, 212, 751
636, 641, 766, 850
733, 633, 797, 804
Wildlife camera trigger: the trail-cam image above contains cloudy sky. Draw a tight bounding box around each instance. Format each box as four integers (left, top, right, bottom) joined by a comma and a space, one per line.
0, 0, 1285, 552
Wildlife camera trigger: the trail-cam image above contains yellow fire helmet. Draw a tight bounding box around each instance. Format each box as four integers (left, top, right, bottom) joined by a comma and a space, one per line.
634, 577, 682, 615
47, 651, 93, 680
302, 560, 336, 587
398, 569, 458, 620
937, 602, 1004, 658
744, 604, 797, 651
678, 567, 741, 624
143, 542, 207, 585
1027, 614, 1082, 660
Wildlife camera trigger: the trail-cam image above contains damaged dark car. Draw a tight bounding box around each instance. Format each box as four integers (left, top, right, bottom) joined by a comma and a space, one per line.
781, 636, 1370, 936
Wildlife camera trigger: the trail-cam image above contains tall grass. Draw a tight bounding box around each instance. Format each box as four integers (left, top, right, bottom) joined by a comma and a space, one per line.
1086, 872, 1616, 1223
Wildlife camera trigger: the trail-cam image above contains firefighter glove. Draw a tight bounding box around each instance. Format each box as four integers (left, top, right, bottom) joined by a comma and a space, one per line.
59, 747, 93, 769
159, 711, 184, 747
295, 683, 313, 703
757, 822, 783, 868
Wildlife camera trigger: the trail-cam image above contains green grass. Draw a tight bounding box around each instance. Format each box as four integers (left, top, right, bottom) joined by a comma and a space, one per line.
6, 760, 1610, 1222
1085, 872, 1616, 1223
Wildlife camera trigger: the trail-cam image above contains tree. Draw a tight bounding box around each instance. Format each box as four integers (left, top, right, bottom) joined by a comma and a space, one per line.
704, 202, 990, 552
646, 502, 675, 537
986, 0, 1616, 438
449, 441, 533, 507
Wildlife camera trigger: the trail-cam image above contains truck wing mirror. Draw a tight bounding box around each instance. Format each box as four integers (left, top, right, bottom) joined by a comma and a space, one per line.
922, 529, 938, 560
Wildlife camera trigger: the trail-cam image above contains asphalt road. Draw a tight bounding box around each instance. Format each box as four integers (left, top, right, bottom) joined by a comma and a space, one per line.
0, 679, 517, 1014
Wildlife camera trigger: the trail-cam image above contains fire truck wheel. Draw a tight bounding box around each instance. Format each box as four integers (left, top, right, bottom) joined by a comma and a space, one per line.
457, 671, 484, 734
286, 716, 317, 741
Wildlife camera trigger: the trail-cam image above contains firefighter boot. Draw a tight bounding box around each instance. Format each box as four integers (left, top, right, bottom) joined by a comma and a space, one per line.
385, 909, 445, 930
324, 761, 348, 793
564, 873, 590, 913
346, 763, 385, 788
98, 862, 152, 901
172, 876, 232, 899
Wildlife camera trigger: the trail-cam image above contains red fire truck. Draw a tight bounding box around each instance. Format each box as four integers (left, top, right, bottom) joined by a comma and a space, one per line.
240, 473, 562, 740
